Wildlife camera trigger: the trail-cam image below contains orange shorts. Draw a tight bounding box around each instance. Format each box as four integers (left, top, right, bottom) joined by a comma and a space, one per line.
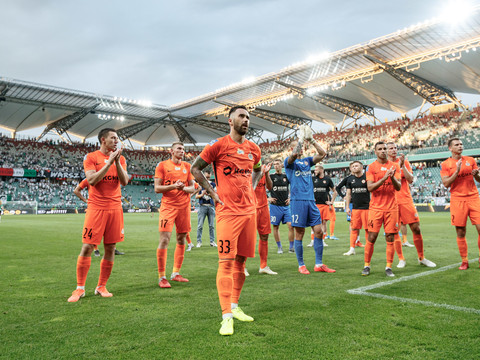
256, 205, 271, 235
316, 204, 332, 221
216, 213, 256, 259
158, 204, 191, 233
329, 206, 336, 220
82, 208, 124, 245
398, 202, 420, 225
351, 209, 369, 230
449, 198, 480, 227
367, 209, 399, 234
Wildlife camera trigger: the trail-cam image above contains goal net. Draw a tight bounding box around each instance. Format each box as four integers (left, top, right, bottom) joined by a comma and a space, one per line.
1, 200, 38, 215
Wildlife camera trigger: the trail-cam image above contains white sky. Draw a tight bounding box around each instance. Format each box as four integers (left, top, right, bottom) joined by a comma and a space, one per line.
1, 0, 480, 141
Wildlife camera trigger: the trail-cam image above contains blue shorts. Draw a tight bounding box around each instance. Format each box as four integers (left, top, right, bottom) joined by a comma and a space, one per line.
270, 205, 292, 225
290, 199, 321, 228
347, 203, 353, 222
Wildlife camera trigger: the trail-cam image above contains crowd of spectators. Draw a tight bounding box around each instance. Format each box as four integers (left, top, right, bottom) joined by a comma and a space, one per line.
1, 106, 479, 209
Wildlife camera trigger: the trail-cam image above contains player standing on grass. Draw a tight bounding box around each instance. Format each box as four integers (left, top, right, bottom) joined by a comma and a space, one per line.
254, 163, 278, 275
386, 142, 436, 268
284, 125, 335, 275
191, 105, 262, 336
268, 159, 294, 253
343, 161, 370, 256
67, 128, 129, 302
154, 142, 195, 288
362, 141, 401, 277
440, 138, 480, 270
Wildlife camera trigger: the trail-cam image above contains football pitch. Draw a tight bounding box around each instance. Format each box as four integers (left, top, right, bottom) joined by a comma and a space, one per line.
1, 212, 480, 359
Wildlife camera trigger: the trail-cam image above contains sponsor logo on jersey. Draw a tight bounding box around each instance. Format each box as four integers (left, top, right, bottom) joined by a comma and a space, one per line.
223, 167, 252, 176
103, 175, 119, 182
175, 167, 181, 170
295, 170, 312, 177
381, 167, 387, 171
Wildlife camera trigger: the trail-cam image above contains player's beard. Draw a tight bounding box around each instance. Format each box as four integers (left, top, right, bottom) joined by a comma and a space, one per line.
234, 122, 248, 136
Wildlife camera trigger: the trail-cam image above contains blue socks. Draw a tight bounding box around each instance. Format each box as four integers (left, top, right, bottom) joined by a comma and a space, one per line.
314, 237, 324, 266
294, 240, 304, 266
276, 241, 282, 248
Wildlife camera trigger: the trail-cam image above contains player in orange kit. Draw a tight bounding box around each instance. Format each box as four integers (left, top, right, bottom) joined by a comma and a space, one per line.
67, 128, 129, 302
154, 142, 196, 288
441, 138, 480, 270
254, 163, 277, 275
191, 105, 263, 336
387, 142, 436, 268
362, 141, 401, 277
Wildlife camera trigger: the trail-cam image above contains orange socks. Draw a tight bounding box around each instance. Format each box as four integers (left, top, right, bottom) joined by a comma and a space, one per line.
478, 235, 480, 257
232, 260, 246, 305
456, 237, 468, 262
157, 248, 167, 278
329, 220, 335, 237
186, 233, 192, 245
350, 229, 359, 248
76, 256, 91, 287
386, 241, 394, 268
258, 239, 268, 268
217, 260, 234, 315
97, 259, 114, 287
173, 244, 185, 273
413, 233, 424, 260
402, 234, 408, 244
394, 234, 405, 260
364, 241, 374, 267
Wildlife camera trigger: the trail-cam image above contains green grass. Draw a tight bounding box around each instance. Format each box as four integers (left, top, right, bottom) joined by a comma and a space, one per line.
1, 212, 480, 359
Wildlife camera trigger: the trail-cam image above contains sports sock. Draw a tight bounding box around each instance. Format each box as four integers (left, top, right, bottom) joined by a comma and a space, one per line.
364, 230, 369, 244
311, 230, 314, 241
97, 259, 114, 287
157, 248, 167, 278
294, 240, 304, 266
413, 233, 424, 260
478, 235, 480, 257
386, 241, 394, 268
313, 237, 323, 266
172, 244, 185, 273
394, 234, 405, 260
231, 260, 246, 305
217, 260, 234, 315
364, 241, 374, 267
276, 241, 282, 248
258, 239, 268, 268
289, 241, 294, 250
76, 256, 91, 287
402, 234, 408, 244
186, 233, 192, 245
456, 237, 468, 262
329, 220, 335, 237
350, 229, 359, 248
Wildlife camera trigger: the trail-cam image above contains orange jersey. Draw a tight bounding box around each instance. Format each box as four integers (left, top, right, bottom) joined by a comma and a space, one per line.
392, 158, 413, 204
155, 159, 193, 207
440, 156, 479, 200
200, 135, 262, 216
255, 174, 268, 208
366, 160, 401, 211
83, 150, 127, 210
79, 178, 89, 190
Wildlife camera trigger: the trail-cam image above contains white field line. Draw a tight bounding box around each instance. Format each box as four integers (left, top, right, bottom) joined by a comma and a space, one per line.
347, 258, 480, 315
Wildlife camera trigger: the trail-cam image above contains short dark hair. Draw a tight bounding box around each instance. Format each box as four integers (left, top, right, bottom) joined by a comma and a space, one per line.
374, 141, 386, 149
447, 137, 460, 147
350, 160, 363, 167
228, 105, 248, 118
98, 128, 117, 143
171, 141, 184, 148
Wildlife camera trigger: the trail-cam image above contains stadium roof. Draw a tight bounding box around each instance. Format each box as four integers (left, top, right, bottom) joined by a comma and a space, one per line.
1, 6, 480, 146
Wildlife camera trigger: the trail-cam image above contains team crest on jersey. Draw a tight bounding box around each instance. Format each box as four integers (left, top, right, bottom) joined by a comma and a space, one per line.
183, 169, 187, 174
466, 162, 470, 166
362, 180, 365, 183
304, 161, 308, 165
248, 153, 253, 160
283, 178, 287, 182
237, 149, 244, 155
323, 180, 326, 184
381, 167, 387, 171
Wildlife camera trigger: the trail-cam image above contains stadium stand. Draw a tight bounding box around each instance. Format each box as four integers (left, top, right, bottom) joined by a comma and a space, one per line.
1, 106, 479, 210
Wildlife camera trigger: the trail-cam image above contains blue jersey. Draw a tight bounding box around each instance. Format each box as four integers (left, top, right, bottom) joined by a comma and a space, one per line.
284, 156, 315, 201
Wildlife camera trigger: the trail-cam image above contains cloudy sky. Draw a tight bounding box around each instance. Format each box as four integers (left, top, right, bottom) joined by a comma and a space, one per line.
3, 0, 477, 109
